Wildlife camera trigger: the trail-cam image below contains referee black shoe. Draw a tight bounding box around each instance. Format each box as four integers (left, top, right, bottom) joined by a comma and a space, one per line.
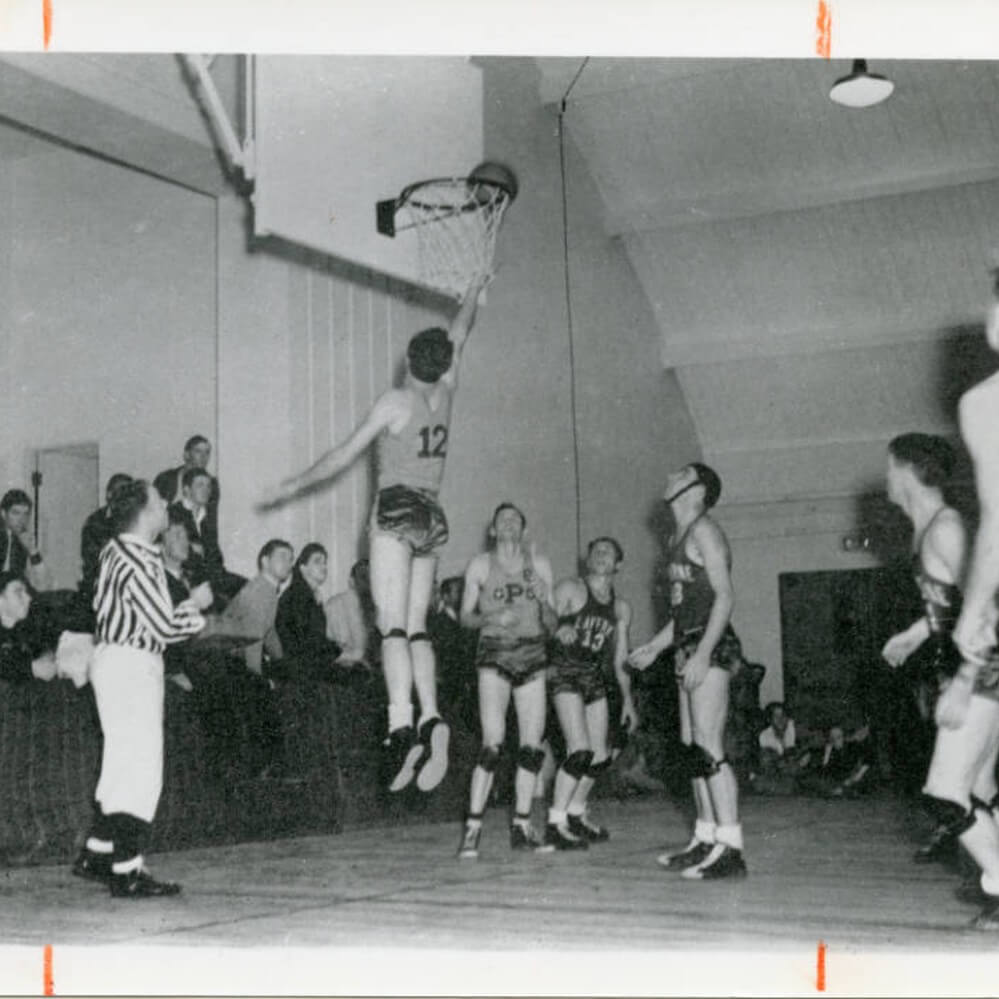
568, 813, 610, 843
109, 869, 182, 899
71, 849, 112, 884
913, 824, 957, 865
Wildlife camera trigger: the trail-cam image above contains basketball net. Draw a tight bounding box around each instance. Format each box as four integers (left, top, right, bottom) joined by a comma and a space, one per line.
397, 179, 511, 299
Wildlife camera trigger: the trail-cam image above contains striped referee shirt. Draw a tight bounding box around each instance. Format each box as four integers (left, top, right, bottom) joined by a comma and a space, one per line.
94, 533, 204, 653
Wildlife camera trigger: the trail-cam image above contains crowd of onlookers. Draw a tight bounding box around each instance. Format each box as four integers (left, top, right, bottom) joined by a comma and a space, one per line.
0, 433, 883, 798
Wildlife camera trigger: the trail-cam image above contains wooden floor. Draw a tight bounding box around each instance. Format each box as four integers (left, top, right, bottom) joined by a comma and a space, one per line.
2, 791, 999, 995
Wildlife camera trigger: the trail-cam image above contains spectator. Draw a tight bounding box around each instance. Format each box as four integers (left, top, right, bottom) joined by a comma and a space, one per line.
154, 435, 219, 519
759, 702, 796, 759
429, 575, 476, 728
160, 511, 202, 691
79, 473, 132, 608
211, 539, 292, 676
799, 724, 873, 798
275, 543, 341, 681
324, 559, 377, 671
0, 490, 47, 591
0, 572, 55, 683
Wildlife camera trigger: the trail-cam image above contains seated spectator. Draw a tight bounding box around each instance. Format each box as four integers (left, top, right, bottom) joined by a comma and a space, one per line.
429, 575, 476, 727
154, 434, 219, 520
324, 558, 377, 672
0, 572, 55, 683
275, 543, 341, 681
79, 473, 132, 609
759, 702, 796, 761
0, 490, 47, 591
160, 511, 207, 692
798, 723, 873, 798
210, 539, 293, 676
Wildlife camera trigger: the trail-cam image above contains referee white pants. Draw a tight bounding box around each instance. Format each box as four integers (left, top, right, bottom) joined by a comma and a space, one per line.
90, 643, 165, 823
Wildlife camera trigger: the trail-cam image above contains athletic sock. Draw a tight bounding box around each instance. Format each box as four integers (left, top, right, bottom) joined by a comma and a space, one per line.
85, 837, 113, 854
715, 823, 743, 851
548, 807, 568, 826
512, 813, 531, 829
694, 819, 717, 844
388, 702, 413, 733
982, 872, 999, 897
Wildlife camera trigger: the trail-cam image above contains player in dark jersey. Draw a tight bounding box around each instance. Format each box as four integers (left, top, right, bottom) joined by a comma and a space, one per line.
943, 268, 999, 930
881, 434, 977, 863
546, 536, 635, 848
629, 462, 746, 880
457, 502, 557, 859
262, 273, 489, 793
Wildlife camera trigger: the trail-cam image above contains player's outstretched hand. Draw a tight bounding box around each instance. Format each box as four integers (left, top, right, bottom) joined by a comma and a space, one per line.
881, 631, 916, 668
628, 643, 659, 671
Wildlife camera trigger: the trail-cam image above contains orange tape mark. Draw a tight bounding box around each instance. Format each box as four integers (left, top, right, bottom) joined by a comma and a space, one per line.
42, 0, 52, 48
815, 0, 832, 59
816, 940, 826, 992
43, 944, 54, 996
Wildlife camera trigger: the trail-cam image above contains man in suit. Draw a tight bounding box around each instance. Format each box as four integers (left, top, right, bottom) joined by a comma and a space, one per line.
0, 489, 46, 591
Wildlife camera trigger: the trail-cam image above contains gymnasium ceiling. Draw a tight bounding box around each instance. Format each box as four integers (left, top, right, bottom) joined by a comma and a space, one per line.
2, 55, 998, 507
536, 57, 999, 504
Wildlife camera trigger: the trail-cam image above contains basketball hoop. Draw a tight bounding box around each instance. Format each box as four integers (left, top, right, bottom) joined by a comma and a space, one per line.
376, 162, 517, 300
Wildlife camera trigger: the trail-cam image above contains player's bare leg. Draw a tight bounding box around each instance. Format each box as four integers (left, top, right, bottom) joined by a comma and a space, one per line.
458, 669, 511, 858
510, 674, 551, 851
566, 697, 611, 841
408, 553, 449, 790
658, 688, 716, 871
370, 532, 422, 791
547, 691, 591, 850
683, 666, 745, 879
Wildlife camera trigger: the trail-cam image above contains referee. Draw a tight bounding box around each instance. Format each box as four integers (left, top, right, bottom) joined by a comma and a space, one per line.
72, 480, 209, 898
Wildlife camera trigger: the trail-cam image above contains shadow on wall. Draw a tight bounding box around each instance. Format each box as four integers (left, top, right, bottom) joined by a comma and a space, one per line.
932, 323, 999, 423
646, 496, 676, 629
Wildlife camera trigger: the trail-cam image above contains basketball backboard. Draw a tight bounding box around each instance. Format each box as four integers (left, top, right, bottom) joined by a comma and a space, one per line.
253, 55, 484, 297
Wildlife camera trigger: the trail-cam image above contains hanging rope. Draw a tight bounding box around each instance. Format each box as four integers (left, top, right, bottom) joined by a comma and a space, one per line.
558, 58, 589, 565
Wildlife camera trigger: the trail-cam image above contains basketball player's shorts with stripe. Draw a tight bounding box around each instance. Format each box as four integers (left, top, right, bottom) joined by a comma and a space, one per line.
476, 634, 547, 687
674, 624, 743, 676
548, 651, 610, 704
372, 484, 449, 557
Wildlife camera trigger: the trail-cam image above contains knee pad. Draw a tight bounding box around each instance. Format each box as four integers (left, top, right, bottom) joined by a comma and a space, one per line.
409, 631, 431, 645
587, 757, 612, 779
561, 749, 594, 780
477, 745, 502, 773
922, 794, 975, 837
679, 743, 725, 779
516, 745, 545, 774
380, 627, 407, 641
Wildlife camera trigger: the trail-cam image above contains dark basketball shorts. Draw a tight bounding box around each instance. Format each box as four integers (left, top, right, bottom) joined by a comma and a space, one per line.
674, 625, 742, 677
372, 484, 449, 557
548, 654, 609, 705
476, 634, 547, 688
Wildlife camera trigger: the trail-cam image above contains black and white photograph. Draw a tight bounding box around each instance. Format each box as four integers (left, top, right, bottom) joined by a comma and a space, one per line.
2, 1, 999, 994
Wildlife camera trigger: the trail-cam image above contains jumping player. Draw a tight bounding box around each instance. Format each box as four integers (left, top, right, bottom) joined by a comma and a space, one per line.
943, 267, 999, 929
881, 434, 976, 863
546, 537, 635, 847
262, 272, 489, 793
457, 503, 556, 859
629, 463, 746, 880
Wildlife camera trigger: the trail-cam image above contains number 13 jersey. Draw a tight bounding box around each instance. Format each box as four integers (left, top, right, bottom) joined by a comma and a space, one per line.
377, 386, 453, 494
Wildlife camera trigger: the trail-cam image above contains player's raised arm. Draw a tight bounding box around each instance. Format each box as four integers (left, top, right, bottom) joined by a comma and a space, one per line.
441, 271, 490, 389
260, 392, 402, 508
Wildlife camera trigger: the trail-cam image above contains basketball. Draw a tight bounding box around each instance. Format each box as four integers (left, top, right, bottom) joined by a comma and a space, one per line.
469, 161, 519, 202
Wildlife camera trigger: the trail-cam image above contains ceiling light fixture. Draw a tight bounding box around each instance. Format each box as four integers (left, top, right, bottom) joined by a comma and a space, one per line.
829, 59, 894, 109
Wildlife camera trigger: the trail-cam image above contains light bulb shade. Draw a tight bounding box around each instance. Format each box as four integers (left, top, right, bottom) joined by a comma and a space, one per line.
829, 59, 894, 109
